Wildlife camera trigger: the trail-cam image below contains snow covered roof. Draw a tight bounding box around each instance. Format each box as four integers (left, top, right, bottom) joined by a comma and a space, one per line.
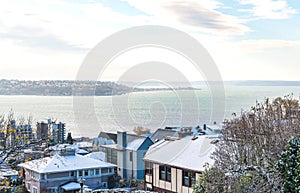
19, 154, 116, 174
61, 182, 87, 191
144, 136, 217, 172
76, 149, 89, 155
98, 131, 117, 143
102, 137, 150, 151
150, 128, 178, 142
205, 124, 223, 133
75, 141, 93, 148
126, 138, 147, 150
0, 169, 18, 177
85, 152, 106, 162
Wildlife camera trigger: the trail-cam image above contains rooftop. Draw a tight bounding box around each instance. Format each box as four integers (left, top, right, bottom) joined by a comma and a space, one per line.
19, 154, 116, 173
144, 135, 218, 172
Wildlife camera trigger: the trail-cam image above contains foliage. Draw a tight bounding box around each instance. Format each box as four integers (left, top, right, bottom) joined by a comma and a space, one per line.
133, 126, 151, 136
277, 137, 300, 192
193, 164, 226, 193
200, 95, 300, 192
14, 185, 27, 193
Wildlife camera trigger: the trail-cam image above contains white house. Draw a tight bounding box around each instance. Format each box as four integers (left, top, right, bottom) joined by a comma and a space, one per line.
143, 135, 217, 193
19, 148, 116, 193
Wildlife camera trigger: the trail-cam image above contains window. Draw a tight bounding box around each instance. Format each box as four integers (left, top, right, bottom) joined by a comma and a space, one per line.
102, 168, 109, 174
84, 170, 89, 176
70, 171, 75, 177
145, 162, 153, 175
95, 169, 100, 175
159, 166, 166, 180
166, 167, 171, 182
90, 169, 94, 176
47, 172, 69, 179
27, 183, 30, 190
130, 152, 133, 161
159, 165, 171, 182
33, 187, 38, 193
182, 170, 196, 187
78, 170, 83, 177
102, 182, 107, 188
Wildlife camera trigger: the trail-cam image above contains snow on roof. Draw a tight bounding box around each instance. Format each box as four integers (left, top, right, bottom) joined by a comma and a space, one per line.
150, 129, 178, 142
101, 143, 118, 149
144, 136, 217, 172
61, 182, 87, 191
75, 141, 93, 148
206, 124, 223, 132
19, 154, 116, 174
0, 169, 18, 177
48, 144, 78, 151
85, 152, 106, 162
102, 138, 148, 151
76, 149, 89, 155
126, 138, 147, 151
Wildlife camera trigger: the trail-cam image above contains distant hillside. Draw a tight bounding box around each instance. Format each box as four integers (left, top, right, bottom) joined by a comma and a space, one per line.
1, 79, 295, 96
223, 80, 300, 86
121, 80, 300, 88
0, 79, 135, 96
0, 79, 200, 96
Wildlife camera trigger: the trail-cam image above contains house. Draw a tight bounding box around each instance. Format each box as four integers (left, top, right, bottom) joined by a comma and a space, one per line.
19, 148, 116, 193
150, 129, 178, 142
150, 127, 199, 143
143, 135, 217, 193
101, 131, 154, 181
93, 131, 117, 151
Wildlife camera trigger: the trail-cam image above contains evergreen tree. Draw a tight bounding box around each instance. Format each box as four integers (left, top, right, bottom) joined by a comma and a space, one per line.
66, 132, 73, 144
277, 137, 300, 192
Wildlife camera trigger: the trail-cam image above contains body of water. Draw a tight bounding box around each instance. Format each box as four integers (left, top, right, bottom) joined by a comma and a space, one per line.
0, 86, 299, 137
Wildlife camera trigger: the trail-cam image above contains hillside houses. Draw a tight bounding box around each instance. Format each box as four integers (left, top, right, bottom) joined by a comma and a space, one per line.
15, 123, 223, 192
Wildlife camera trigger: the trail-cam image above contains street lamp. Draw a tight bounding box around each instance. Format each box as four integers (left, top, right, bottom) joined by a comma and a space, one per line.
78, 178, 85, 193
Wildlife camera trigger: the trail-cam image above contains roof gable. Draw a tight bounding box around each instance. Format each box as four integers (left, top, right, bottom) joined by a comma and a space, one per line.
144, 136, 217, 172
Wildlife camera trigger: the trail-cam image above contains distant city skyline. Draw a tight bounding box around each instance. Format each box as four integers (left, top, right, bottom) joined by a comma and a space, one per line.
0, 0, 299, 81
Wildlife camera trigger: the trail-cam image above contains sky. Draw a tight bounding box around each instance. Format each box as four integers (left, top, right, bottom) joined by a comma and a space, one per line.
0, 0, 299, 81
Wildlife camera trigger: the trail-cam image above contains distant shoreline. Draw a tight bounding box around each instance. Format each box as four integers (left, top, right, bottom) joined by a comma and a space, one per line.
0, 79, 299, 96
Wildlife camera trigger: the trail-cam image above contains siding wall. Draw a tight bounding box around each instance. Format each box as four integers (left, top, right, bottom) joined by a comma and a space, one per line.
24, 166, 115, 192
147, 163, 200, 193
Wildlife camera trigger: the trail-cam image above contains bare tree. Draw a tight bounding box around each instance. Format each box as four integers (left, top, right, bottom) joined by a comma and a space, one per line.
133, 126, 151, 135
0, 110, 34, 164
202, 95, 300, 192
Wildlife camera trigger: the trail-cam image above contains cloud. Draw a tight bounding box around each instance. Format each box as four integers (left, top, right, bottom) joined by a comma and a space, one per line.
235, 39, 300, 52
239, 0, 297, 19
0, 0, 148, 51
0, 26, 87, 52
163, 1, 249, 34
123, 0, 250, 35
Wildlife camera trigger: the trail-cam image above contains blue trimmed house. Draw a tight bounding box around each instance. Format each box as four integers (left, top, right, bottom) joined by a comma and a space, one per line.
101, 131, 154, 181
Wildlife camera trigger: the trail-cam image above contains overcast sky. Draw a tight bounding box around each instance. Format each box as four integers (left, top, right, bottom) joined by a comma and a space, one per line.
0, 0, 299, 81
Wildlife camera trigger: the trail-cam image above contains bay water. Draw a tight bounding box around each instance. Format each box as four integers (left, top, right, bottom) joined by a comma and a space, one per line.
0, 86, 299, 137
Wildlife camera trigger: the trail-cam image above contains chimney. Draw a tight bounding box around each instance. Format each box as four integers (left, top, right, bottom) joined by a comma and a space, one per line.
117, 131, 127, 148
